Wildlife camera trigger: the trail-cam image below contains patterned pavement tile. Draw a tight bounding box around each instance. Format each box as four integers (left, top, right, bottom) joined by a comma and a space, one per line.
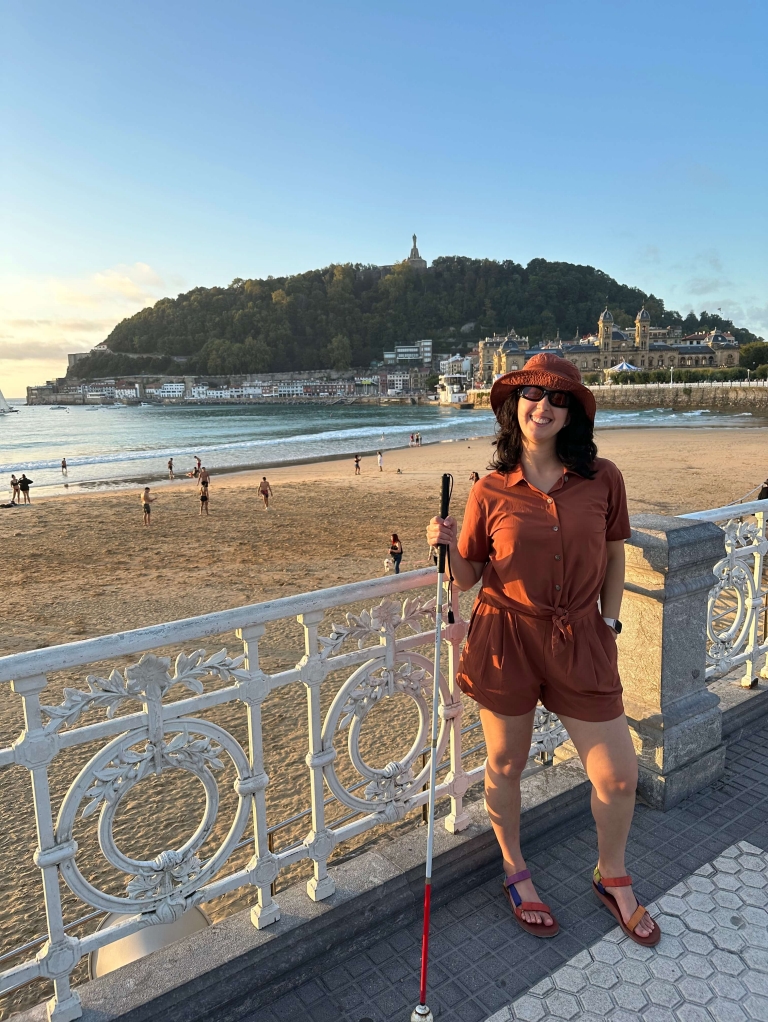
240, 720, 768, 1022
484, 842, 768, 1022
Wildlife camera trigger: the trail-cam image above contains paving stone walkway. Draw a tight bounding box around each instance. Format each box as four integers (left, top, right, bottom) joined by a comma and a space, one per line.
246, 717, 768, 1022
486, 840, 768, 1022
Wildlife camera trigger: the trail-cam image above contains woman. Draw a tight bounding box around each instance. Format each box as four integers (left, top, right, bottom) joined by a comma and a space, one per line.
469, 471, 480, 486
18, 474, 33, 504
199, 478, 209, 516
389, 533, 403, 573
426, 353, 659, 946
10, 475, 20, 502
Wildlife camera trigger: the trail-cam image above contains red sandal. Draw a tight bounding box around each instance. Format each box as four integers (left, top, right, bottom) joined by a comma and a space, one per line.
503, 869, 560, 938
592, 866, 661, 946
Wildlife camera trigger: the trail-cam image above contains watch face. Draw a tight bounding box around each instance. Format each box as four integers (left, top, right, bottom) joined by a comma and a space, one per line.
614, 620, 623, 634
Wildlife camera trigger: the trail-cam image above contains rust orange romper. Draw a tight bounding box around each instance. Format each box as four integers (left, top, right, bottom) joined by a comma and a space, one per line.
456, 458, 631, 722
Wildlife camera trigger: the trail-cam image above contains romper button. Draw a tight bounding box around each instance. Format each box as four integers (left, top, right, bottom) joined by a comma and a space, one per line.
552, 526, 559, 532
555, 585, 561, 591
554, 554, 561, 560
546, 497, 553, 504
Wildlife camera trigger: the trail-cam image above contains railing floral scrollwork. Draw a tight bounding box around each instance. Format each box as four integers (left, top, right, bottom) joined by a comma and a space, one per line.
0, 570, 572, 1022
680, 499, 768, 686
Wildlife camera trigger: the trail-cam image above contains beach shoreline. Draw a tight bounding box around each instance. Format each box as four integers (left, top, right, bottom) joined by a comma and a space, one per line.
8, 421, 768, 502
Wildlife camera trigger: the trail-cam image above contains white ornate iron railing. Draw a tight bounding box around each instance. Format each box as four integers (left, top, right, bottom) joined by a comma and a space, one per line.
680, 499, 768, 687
0, 568, 567, 1022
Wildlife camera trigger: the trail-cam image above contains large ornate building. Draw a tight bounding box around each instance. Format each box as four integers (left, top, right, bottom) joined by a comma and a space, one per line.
493, 308, 740, 377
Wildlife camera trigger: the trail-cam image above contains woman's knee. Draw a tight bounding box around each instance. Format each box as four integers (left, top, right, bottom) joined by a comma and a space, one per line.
486, 750, 529, 782
594, 768, 638, 802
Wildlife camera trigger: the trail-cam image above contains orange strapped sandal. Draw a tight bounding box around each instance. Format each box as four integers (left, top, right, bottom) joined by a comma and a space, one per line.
503, 869, 559, 938
592, 866, 661, 946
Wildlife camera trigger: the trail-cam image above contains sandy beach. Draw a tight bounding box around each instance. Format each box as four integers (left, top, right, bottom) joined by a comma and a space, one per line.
1, 425, 766, 1016
2, 426, 765, 658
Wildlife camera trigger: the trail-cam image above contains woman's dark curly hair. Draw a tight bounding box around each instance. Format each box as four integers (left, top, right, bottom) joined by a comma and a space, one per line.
490, 390, 598, 479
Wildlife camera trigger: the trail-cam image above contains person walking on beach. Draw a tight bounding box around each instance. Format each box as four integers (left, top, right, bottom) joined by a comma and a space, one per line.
61, 458, 67, 475
389, 533, 403, 573
199, 478, 209, 516
168, 458, 174, 479
469, 471, 480, 486
258, 476, 273, 510
18, 474, 33, 504
377, 450, 384, 472
10, 475, 20, 502
140, 486, 156, 526
758, 477, 768, 501
195, 455, 201, 474
199, 466, 210, 486
354, 455, 361, 475
427, 353, 660, 946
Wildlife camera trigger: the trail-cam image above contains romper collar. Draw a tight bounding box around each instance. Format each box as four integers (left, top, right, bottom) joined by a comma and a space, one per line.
504, 464, 569, 491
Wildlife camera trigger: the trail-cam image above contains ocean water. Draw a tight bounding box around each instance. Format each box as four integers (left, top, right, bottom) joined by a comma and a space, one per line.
1, 400, 765, 497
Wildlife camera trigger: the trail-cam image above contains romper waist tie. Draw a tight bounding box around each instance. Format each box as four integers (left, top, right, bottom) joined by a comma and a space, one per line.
477, 590, 594, 657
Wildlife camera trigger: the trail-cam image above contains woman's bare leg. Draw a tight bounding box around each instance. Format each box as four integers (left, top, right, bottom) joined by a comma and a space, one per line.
558, 713, 653, 938
480, 706, 554, 927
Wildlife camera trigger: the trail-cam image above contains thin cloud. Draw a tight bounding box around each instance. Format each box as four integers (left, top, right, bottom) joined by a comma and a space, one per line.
0, 340, 75, 360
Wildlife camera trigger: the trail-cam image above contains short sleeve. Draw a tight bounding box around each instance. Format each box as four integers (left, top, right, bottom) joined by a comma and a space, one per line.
605, 463, 631, 541
458, 488, 491, 562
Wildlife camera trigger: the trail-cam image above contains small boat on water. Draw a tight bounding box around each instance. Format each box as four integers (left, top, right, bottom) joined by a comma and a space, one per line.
49, 405, 69, 411
0, 388, 19, 413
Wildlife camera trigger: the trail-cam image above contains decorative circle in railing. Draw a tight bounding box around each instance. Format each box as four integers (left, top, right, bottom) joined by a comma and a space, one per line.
707, 556, 755, 666
56, 719, 252, 919
320, 652, 450, 819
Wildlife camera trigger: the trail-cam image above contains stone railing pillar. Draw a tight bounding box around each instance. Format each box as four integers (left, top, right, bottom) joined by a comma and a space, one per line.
619, 514, 726, 809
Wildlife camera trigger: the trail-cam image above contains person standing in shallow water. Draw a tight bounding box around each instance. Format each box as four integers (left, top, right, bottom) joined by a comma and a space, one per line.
61, 458, 67, 475
427, 353, 660, 946
168, 458, 174, 479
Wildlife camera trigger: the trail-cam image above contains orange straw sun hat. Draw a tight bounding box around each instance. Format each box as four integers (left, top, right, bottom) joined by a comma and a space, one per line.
490, 352, 597, 423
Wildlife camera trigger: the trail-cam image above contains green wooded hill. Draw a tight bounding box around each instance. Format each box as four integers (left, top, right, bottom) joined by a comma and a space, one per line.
67, 256, 762, 379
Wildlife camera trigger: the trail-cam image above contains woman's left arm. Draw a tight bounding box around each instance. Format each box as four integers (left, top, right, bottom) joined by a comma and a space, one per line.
600, 539, 626, 620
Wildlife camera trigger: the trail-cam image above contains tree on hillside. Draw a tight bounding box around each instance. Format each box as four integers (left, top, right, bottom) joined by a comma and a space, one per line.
66, 256, 763, 380
739, 343, 768, 370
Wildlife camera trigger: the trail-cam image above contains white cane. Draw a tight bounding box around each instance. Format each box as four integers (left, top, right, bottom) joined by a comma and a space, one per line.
411, 472, 452, 1022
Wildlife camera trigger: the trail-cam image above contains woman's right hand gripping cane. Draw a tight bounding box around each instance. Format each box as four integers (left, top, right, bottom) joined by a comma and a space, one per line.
426, 516, 485, 591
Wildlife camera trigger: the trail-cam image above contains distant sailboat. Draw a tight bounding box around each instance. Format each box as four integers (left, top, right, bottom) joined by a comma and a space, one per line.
0, 388, 19, 413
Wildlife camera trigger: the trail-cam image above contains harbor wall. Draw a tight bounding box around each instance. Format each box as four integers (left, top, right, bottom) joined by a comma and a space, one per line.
469, 383, 768, 413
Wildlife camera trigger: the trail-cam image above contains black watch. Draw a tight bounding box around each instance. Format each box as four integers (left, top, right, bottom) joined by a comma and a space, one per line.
603, 617, 622, 634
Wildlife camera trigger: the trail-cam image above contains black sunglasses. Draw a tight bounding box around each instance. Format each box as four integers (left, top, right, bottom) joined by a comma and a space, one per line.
518, 385, 571, 409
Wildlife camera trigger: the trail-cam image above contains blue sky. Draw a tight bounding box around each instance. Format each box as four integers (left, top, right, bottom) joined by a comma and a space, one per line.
2, 0, 767, 394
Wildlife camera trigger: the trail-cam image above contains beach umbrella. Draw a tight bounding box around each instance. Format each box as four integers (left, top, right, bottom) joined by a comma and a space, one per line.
605, 359, 641, 372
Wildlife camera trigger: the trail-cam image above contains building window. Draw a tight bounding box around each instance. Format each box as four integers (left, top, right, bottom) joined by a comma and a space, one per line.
581, 361, 588, 368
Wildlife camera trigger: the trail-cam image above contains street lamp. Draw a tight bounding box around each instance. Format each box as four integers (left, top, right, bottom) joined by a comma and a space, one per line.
669, 366, 673, 385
